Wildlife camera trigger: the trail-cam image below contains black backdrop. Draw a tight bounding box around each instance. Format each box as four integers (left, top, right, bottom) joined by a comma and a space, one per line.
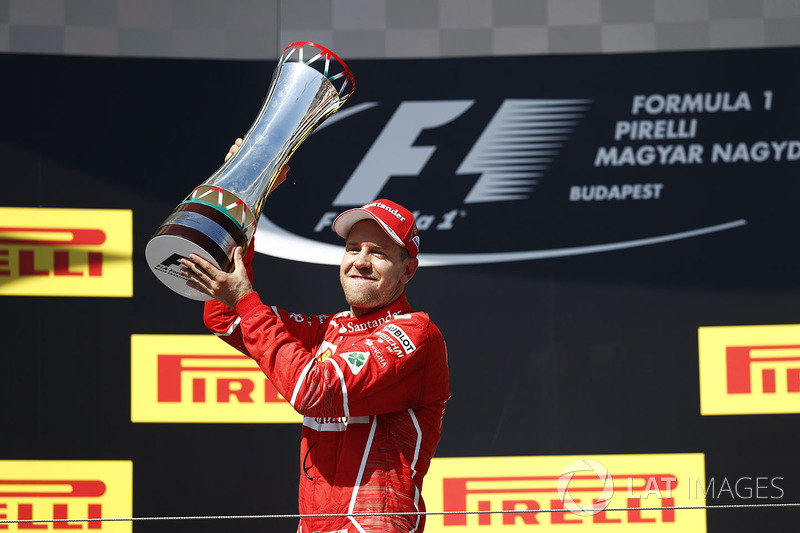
2, 47, 800, 532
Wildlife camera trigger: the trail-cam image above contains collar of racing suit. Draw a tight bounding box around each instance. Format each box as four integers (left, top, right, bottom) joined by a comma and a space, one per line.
335, 292, 413, 336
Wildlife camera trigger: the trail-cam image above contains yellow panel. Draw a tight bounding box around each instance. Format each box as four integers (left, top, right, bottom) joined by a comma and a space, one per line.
424, 453, 706, 531
0, 460, 133, 531
0, 207, 132, 297
131, 334, 302, 423
698, 324, 800, 415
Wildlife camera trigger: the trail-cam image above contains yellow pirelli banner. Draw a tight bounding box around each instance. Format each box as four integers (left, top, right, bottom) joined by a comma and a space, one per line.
0, 460, 132, 531
131, 334, 302, 423
0, 207, 133, 297
698, 324, 800, 415
424, 453, 706, 531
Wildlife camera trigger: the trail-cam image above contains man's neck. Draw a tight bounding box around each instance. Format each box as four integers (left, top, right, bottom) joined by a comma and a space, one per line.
349, 290, 406, 318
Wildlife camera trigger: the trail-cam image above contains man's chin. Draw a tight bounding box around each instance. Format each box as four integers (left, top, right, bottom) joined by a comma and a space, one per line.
345, 295, 377, 308
343, 288, 383, 309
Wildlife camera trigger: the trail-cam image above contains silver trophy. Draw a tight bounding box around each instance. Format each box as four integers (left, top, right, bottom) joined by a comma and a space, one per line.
145, 42, 354, 300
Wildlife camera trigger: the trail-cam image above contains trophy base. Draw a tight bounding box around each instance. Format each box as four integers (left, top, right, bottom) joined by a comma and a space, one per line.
145, 201, 250, 301
145, 234, 219, 301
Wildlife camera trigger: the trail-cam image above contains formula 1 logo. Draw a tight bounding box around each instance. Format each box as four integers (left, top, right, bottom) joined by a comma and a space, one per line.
254, 94, 748, 267
329, 100, 587, 206
698, 324, 800, 415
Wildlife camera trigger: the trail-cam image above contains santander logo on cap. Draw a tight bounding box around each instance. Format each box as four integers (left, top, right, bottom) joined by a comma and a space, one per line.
364, 201, 406, 221
333, 198, 419, 257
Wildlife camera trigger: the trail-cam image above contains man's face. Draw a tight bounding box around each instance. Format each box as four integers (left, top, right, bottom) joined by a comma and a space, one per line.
339, 220, 418, 317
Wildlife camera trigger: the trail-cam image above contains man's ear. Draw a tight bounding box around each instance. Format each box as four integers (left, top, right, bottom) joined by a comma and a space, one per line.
401, 257, 419, 284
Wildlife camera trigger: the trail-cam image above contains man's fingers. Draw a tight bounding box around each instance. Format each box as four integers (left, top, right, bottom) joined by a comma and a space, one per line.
231, 247, 245, 273
180, 256, 223, 288
182, 253, 235, 287
180, 261, 220, 300
180, 257, 204, 278
224, 138, 244, 162
179, 247, 251, 308
185, 275, 212, 293
185, 253, 217, 274
180, 262, 209, 287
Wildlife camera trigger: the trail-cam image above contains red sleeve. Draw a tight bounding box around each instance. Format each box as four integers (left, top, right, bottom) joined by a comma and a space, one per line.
203, 242, 256, 356
235, 294, 450, 418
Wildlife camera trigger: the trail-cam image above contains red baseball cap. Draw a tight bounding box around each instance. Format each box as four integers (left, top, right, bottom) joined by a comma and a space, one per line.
333, 199, 420, 257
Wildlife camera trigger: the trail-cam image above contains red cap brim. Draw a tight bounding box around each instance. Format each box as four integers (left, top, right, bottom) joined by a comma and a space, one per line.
333, 208, 407, 249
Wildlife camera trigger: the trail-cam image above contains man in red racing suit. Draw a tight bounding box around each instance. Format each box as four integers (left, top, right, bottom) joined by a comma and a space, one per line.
186, 198, 450, 533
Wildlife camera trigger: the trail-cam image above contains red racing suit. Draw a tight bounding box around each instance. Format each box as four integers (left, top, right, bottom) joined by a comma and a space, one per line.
203, 268, 450, 533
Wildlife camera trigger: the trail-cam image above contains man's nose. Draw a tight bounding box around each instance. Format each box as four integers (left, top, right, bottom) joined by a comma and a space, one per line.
353, 249, 371, 268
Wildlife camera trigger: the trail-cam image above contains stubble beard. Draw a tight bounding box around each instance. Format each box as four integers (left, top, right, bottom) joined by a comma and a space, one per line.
340, 275, 381, 309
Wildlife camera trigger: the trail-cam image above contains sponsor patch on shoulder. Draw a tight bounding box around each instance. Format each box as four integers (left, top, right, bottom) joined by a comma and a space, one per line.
341, 351, 369, 374
381, 323, 417, 355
